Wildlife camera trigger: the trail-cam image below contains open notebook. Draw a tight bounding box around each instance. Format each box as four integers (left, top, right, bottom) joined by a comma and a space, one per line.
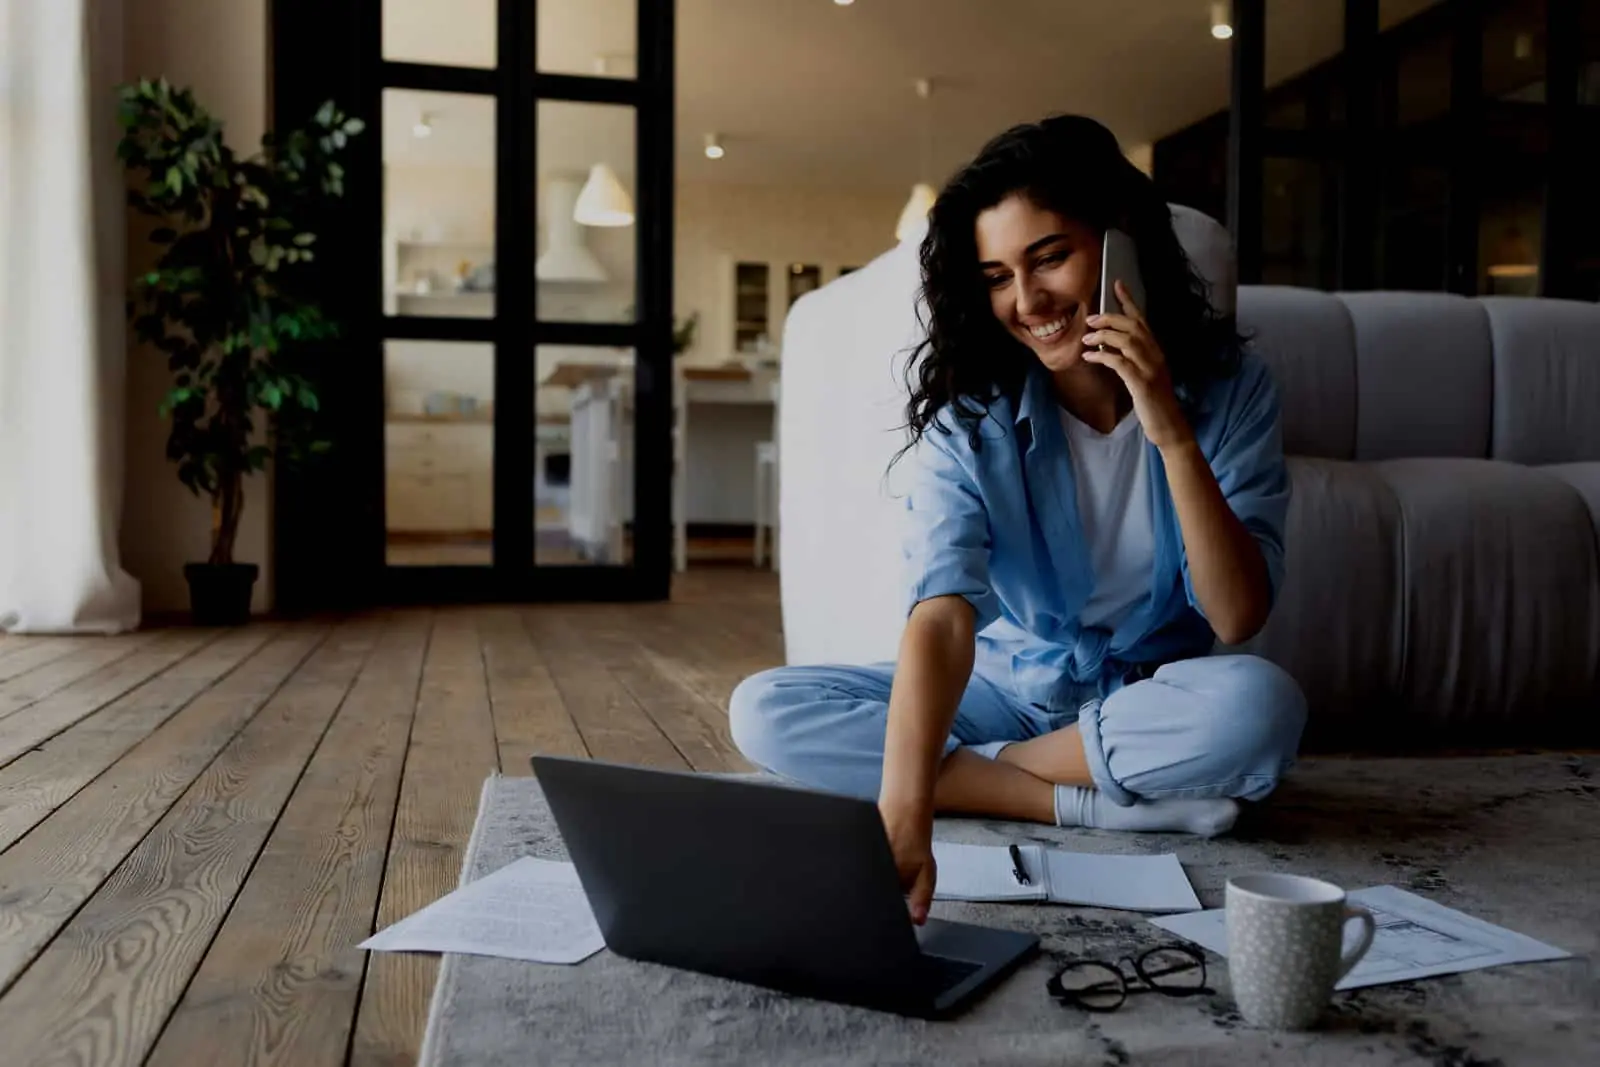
931, 841, 1202, 913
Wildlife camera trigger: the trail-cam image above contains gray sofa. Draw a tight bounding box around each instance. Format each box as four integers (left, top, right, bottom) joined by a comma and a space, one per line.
1235, 287, 1600, 744
776, 211, 1600, 747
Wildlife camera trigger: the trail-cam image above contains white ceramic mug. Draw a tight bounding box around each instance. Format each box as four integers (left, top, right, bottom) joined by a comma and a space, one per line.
1224, 873, 1377, 1029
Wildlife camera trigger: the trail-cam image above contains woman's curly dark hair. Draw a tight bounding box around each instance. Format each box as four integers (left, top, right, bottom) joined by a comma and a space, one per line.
899, 113, 1241, 459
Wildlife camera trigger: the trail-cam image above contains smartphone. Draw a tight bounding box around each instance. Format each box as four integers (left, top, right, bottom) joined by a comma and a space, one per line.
1098, 228, 1147, 320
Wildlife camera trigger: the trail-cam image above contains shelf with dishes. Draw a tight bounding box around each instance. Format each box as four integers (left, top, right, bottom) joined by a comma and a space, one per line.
384, 235, 496, 315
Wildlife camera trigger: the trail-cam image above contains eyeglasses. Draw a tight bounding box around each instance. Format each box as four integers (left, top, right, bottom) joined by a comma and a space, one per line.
1045, 943, 1212, 1012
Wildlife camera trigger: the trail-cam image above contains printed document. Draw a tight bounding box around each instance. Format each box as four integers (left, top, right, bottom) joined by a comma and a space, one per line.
1149, 884, 1570, 989
360, 856, 605, 965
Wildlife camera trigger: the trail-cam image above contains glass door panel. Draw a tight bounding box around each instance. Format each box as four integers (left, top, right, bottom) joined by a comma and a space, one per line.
535, 346, 637, 565
382, 89, 496, 319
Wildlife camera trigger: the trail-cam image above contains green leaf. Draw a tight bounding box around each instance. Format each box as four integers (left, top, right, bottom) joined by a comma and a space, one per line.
315, 100, 336, 126
292, 232, 316, 246
260, 382, 284, 410
159, 385, 197, 418
343, 118, 365, 136
165, 166, 182, 194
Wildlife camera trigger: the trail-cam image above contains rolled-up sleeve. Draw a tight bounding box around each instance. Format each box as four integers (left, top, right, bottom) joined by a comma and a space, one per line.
1183, 355, 1291, 614
901, 425, 1000, 630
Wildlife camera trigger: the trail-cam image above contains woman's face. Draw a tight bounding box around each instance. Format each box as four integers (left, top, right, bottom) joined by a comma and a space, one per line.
974, 194, 1102, 374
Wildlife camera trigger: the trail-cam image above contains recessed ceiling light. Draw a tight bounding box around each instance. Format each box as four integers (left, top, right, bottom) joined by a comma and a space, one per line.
704, 133, 725, 160
835, 0, 856, 6
1210, 2, 1232, 39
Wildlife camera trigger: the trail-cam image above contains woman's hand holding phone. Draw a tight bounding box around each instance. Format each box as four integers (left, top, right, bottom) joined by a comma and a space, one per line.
1082, 280, 1195, 452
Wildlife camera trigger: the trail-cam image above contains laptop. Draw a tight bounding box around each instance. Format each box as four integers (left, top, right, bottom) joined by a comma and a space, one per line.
531, 754, 1039, 1018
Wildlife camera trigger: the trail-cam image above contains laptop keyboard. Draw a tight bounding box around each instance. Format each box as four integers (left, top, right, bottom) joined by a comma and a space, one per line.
922, 953, 983, 992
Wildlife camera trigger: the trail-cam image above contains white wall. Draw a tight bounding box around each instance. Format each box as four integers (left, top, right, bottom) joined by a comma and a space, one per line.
122, 0, 271, 614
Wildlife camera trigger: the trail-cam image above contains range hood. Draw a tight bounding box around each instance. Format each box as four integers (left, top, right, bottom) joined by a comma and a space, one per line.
536, 176, 608, 284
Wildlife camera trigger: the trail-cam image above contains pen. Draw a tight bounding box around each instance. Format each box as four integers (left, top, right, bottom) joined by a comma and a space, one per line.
1009, 843, 1030, 886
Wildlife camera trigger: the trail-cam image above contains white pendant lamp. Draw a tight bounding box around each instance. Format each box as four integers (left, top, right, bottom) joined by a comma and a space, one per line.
1210, 2, 1233, 39
573, 162, 634, 227
896, 78, 937, 243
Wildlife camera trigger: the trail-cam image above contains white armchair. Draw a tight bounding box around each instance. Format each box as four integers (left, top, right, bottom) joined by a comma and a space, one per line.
775, 236, 924, 667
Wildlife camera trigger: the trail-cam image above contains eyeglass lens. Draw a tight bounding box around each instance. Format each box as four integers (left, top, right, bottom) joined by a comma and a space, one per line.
1051, 961, 1127, 1011
1136, 946, 1207, 994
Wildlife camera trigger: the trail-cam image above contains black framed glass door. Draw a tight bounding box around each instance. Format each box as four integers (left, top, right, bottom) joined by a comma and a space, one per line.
273, 0, 675, 606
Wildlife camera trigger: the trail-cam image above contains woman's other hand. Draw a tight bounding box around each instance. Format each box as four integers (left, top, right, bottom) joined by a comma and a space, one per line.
879, 796, 938, 924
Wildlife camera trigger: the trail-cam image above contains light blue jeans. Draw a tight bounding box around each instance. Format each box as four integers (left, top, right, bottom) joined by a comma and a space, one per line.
729, 654, 1307, 806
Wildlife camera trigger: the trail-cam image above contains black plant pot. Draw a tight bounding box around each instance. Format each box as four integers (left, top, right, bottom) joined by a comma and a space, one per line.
184, 562, 260, 626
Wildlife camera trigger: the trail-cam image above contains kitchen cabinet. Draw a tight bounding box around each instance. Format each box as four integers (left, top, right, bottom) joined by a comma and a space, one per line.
384, 419, 494, 533
715, 257, 860, 362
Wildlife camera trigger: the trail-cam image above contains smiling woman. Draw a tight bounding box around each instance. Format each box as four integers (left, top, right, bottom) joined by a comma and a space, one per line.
728, 113, 1307, 925
907, 113, 1242, 457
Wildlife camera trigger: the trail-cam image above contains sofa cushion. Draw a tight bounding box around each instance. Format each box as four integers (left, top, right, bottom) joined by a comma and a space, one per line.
1338, 293, 1492, 461
1241, 457, 1404, 736
1237, 287, 1357, 460
1372, 458, 1600, 739
1482, 297, 1600, 465
1541, 463, 1600, 534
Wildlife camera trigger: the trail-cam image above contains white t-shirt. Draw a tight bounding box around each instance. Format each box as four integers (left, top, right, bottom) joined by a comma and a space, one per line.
1059, 407, 1155, 631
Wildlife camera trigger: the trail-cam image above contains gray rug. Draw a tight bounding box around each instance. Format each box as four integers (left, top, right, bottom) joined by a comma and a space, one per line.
419, 756, 1600, 1066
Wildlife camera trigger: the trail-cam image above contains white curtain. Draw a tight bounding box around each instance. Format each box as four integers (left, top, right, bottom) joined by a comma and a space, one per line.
0, 0, 141, 632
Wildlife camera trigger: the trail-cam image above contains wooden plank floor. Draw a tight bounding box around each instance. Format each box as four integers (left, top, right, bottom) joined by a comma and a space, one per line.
0, 569, 779, 1067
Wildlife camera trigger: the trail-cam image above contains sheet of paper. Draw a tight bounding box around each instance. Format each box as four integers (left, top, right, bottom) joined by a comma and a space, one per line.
1044, 850, 1203, 913
360, 856, 605, 965
1149, 884, 1571, 990
931, 842, 1045, 902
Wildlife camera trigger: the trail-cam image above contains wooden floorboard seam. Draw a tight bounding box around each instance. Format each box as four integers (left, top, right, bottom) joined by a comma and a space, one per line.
342, 610, 434, 1067
0, 631, 226, 768
0, 632, 165, 723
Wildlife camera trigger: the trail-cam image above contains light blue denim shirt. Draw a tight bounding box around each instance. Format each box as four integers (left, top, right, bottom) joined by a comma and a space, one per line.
900, 349, 1290, 712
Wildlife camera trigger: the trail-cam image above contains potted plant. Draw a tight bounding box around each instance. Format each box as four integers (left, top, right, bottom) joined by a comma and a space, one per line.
117, 79, 363, 625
